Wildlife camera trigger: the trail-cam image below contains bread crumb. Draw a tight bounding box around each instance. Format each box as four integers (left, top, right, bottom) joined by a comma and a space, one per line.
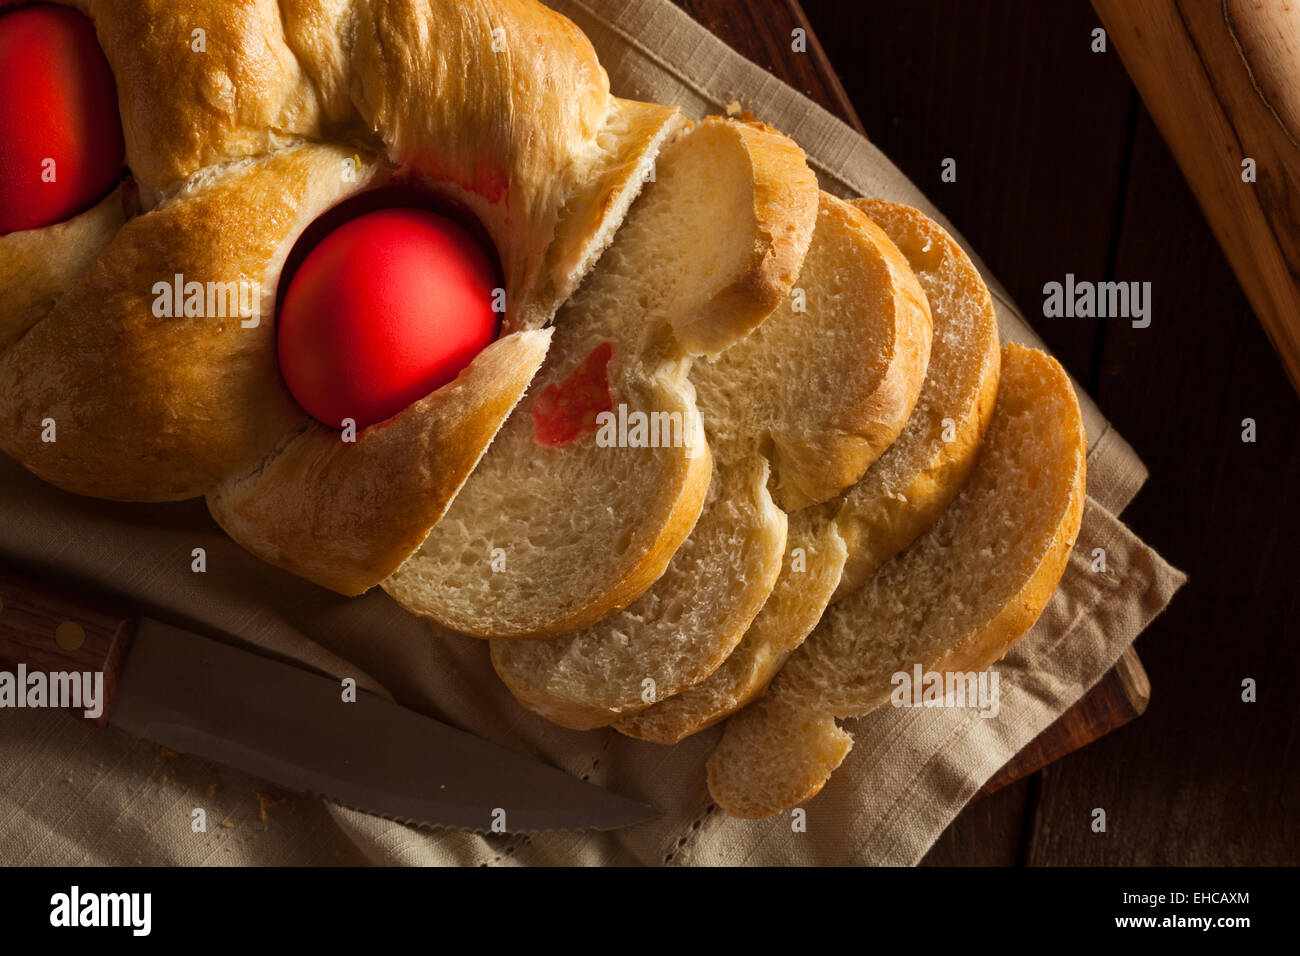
219, 821, 235, 829
725, 99, 742, 116
256, 792, 287, 823
157, 747, 179, 762
64, 776, 74, 784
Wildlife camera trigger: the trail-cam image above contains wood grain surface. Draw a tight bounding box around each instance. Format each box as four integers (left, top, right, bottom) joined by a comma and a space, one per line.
1094, 0, 1300, 397
677, 0, 1300, 865
0, 568, 135, 726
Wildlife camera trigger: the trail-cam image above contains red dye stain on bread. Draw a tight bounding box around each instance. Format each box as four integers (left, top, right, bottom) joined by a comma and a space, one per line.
532, 342, 614, 446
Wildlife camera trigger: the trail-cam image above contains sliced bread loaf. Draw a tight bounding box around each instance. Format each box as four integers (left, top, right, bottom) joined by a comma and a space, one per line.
492, 193, 933, 731
706, 343, 1087, 818
608, 197, 935, 743
832, 200, 1001, 600
628, 202, 999, 745
382, 118, 820, 639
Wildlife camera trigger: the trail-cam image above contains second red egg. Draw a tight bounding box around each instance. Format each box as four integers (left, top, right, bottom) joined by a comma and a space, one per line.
0, 4, 125, 234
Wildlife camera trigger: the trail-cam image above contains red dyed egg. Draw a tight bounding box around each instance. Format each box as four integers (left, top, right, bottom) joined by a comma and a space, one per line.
0, 4, 125, 234
277, 207, 501, 430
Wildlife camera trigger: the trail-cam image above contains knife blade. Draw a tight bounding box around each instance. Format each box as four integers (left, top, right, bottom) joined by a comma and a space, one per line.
0, 568, 659, 833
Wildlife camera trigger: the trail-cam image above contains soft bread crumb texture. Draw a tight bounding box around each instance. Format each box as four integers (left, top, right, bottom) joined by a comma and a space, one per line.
489, 457, 787, 728
707, 344, 1086, 817
830, 199, 1001, 601
610, 196, 933, 743
615, 508, 846, 743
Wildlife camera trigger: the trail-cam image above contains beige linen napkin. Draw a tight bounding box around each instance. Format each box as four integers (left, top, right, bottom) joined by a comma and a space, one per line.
0, 0, 1184, 866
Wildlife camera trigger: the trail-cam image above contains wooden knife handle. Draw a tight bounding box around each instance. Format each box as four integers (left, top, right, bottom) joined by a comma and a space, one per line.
0, 568, 137, 726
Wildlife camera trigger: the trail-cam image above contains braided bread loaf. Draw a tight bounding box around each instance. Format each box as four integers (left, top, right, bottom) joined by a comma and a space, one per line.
1, 2, 1089, 819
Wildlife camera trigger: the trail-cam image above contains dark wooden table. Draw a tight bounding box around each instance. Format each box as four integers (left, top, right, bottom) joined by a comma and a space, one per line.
677, 0, 1300, 865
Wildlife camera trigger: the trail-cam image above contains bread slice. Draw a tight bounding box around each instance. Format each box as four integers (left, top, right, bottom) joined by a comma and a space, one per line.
688, 196, 935, 513
831, 200, 1001, 600
534, 99, 687, 332
706, 344, 1087, 818
383, 118, 821, 639
491, 193, 933, 731
624, 202, 999, 745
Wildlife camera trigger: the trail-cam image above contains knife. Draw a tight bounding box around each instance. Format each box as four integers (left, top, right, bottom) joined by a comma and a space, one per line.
0, 568, 659, 833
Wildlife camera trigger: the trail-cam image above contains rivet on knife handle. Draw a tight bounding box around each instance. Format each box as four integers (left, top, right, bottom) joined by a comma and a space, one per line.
0, 568, 136, 726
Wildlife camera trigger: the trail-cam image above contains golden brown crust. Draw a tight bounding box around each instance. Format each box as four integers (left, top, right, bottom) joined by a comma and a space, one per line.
767, 195, 933, 510
277, 0, 358, 127
831, 199, 1002, 600
85, 0, 677, 326
929, 348, 1087, 676
0, 187, 128, 351
211, 330, 552, 595
0, 145, 375, 501
89, 0, 328, 193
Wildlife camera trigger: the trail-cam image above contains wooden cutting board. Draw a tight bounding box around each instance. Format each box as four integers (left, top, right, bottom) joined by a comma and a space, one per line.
675, 0, 1152, 795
